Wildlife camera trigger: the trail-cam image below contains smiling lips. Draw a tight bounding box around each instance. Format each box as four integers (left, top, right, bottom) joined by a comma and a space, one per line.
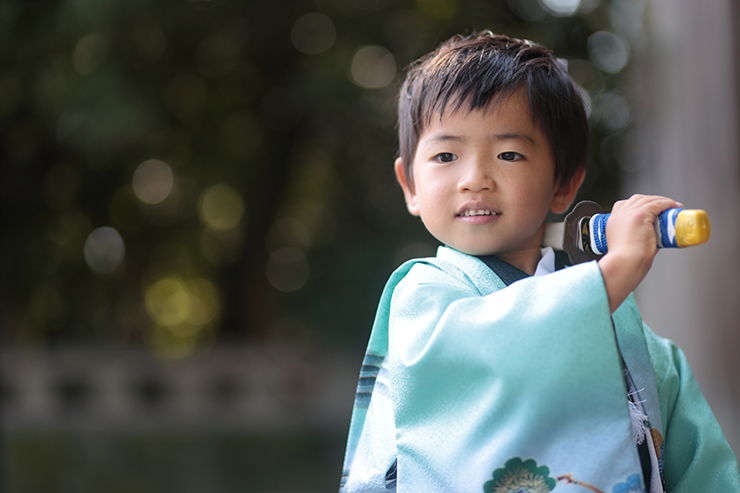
458, 209, 500, 217
457, 208, 501, 224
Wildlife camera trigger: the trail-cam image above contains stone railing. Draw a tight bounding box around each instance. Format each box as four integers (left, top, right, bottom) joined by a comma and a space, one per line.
0, 345, 358, 432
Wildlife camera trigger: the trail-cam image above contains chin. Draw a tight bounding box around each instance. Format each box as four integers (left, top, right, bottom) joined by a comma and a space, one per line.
447, 242, 499, 257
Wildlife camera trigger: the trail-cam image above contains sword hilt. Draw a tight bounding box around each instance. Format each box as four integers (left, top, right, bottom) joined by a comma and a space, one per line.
551, 200, 711, 264
583, 208, 710, 255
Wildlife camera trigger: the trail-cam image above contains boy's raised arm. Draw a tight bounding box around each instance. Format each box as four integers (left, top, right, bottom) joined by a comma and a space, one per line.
598, 194, 683, 313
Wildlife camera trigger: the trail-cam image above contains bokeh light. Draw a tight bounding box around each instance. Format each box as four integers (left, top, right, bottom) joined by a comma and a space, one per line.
132, 159, 174, 205
197, 184, 245, 231
588, 31, 630, 74
291, 13, 336, 55
83, 226, 125, 274
350, 45, 396, 89
144, 276, 220, 359
265, 247, 310, 293
539, 0, 580, 16
145, 277, 192, 327
73, 33, 109, 76
186, 278, 220, 325
144, 277, 219, 327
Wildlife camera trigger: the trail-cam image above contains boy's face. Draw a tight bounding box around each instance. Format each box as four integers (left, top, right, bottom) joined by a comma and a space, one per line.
395, 89, 582, 273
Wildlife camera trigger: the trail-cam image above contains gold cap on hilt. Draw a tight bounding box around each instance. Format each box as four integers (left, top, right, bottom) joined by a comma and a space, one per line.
675, 210, 711, 247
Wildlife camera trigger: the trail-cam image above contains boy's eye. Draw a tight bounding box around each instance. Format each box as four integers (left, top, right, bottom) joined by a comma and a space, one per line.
498, 151, 524, 161
433, 152, 458, 163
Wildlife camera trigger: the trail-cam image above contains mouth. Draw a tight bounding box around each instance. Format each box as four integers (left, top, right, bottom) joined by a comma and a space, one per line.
457, 209, 501, 217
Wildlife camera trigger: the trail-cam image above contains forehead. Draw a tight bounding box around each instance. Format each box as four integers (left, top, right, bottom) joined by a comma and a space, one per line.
419, 89, 540, 142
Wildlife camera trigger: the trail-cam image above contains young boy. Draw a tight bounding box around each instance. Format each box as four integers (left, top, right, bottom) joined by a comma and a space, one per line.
340, 33, 740, 493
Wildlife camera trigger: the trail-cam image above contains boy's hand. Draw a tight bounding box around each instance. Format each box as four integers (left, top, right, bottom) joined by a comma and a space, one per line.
598, 194, 683, 313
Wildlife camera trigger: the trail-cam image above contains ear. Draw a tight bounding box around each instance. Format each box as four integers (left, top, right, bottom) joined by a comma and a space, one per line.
549, 167, 586, 214
394, 157, 420, 216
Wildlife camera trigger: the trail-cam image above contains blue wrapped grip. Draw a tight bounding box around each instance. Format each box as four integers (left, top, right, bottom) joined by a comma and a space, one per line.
588, 208, 683, 255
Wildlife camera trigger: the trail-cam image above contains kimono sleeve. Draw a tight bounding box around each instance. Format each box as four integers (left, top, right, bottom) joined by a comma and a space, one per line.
388, 258, 614, 378
386, 259, 642, 490
644, 328, 740, 491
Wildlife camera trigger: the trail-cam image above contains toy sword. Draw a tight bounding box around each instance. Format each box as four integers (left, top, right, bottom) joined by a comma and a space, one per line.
543, 200, 711, 264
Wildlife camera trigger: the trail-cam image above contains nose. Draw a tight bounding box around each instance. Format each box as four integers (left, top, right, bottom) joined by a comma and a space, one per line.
458, 158, 495, 193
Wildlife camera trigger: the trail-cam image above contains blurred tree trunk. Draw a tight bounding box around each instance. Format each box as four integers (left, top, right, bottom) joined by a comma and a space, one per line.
625, 0, 740, 455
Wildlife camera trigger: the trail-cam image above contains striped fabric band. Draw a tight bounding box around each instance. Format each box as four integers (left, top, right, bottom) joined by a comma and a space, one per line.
589, 213, 610, 255
656, 208, 681, 248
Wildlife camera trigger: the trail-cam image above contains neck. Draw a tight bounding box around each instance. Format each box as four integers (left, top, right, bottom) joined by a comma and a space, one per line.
494, 248, 542, 276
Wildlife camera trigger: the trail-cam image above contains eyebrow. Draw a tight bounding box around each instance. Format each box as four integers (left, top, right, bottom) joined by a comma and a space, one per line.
423, 132, 536, 146
425, 134, 465, 144
494, 133, 536, 146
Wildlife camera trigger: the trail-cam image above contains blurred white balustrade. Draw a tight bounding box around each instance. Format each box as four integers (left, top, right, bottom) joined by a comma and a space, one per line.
0, 345, 358, 433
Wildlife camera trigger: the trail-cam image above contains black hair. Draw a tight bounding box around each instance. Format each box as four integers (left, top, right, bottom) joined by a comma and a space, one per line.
397, 31, 588, 189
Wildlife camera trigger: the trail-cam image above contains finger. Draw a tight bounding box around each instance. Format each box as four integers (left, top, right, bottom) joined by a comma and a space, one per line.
616, 194, 682, 212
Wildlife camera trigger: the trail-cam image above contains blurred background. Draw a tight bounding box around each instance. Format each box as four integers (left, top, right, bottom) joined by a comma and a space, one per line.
1, 0, 737, 491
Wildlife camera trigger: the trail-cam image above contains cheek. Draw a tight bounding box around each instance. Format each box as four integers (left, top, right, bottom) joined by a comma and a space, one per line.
416, 188, 448, 229
509, 181, 556, 220
519, 169, 557, 200
415, 176, 446, 203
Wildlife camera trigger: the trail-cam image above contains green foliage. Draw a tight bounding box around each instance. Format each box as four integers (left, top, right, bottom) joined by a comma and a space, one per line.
0, 0, 632, 352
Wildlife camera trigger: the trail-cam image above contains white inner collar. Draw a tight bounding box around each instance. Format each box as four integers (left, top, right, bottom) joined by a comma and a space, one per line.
533, 247, 556, 277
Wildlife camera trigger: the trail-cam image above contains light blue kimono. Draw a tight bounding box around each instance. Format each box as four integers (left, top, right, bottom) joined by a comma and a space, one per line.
340, 246, 740, 493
